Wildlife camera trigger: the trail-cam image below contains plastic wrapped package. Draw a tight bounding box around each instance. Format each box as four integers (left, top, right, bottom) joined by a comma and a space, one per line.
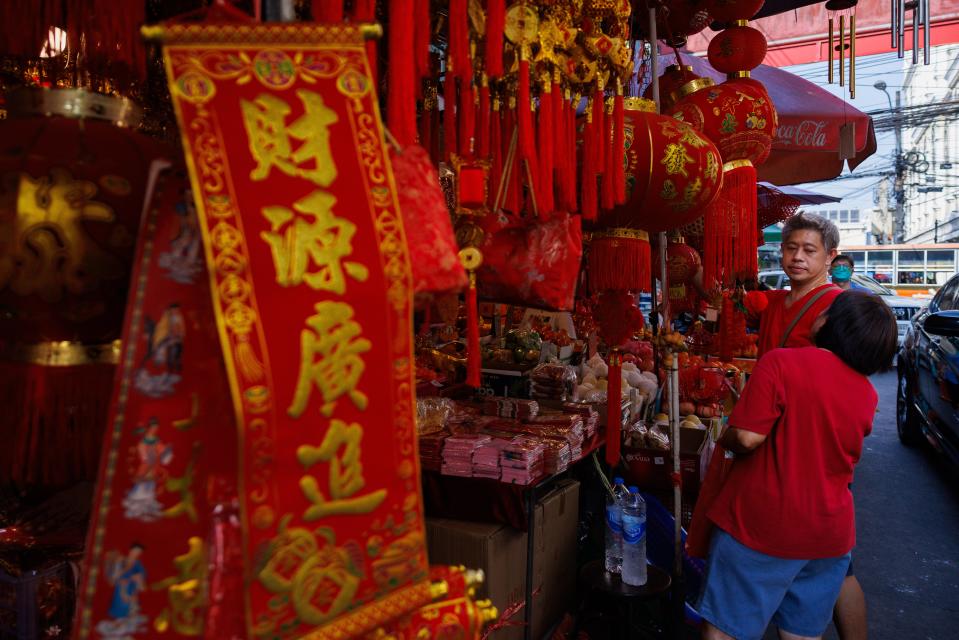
476, 212, 582, 311
416, 397, 455, 435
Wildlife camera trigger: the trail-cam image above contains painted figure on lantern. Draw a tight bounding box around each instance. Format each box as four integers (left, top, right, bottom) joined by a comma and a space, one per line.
134, 303, 185, 397
158, 187, 202, 284
123, 417, 174, 521
96, 543, 148, 638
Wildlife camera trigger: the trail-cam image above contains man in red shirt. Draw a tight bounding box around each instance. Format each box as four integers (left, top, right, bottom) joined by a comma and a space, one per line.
698, 292, 898, 640
757, 213, 842, 358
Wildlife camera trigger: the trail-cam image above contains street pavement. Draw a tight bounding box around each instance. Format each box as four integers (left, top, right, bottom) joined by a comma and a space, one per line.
762, 370, 959, 639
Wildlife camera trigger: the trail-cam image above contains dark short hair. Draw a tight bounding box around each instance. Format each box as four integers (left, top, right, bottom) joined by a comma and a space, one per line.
782, 212, 840, 253
833, 254, 855, 269
815, 290, 898, 376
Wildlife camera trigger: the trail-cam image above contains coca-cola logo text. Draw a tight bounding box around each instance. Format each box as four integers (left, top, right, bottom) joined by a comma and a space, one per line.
775, 120, 829, 148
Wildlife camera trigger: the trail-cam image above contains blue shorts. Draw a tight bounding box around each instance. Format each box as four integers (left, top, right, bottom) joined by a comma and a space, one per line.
698, 529, 851, 640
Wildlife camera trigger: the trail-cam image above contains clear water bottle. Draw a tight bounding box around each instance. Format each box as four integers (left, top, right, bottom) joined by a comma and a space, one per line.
604, 477, 630, 573
621, 486, 648, 586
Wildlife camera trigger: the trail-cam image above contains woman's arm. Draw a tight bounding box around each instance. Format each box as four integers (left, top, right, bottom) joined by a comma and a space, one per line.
719, 426, 767, 454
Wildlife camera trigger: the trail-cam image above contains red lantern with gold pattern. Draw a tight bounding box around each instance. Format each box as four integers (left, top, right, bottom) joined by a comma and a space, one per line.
706, 0, 765, 21
600, 97, 723, 233
644, 64, 703, 111
669, 78, 777, 166
706, 25, 768, 74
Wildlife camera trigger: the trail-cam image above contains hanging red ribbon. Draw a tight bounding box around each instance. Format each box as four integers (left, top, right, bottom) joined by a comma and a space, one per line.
388, 0, 417, 146
538, 81, 555, 217
478, 82, 491, 158
466, 273, 482, 388
601, 103, 616, 211
444, 68, 457, 160
352, 0, 378, 90
490, 99, 503, 208
566, 95, 579, 214
581, 100, 598, 220
459, 80, 475, 157
613, 93, 627, 205
315, 0, 344, 22
485, 0, 506, 78
414, 0, 432, 80
449, 0, 471, 81
593, 87, 607, 176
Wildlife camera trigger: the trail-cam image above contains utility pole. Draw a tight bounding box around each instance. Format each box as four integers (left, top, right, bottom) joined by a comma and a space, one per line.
875, 81, 905, 243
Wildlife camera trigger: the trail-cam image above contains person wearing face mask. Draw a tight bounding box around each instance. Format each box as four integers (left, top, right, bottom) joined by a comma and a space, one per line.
830, 255, 855, 290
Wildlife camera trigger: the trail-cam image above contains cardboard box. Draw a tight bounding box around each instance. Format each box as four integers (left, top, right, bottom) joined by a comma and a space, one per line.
426, 479, 581, 640
623, 427, 709, 496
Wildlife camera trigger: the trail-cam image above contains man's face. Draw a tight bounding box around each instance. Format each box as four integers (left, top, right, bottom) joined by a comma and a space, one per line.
781, 229, 837, 287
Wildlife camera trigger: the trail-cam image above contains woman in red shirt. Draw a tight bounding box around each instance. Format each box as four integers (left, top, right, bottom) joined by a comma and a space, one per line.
698, 291, 898, 640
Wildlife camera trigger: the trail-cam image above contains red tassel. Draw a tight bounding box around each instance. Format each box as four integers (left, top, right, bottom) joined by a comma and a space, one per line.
352, 0, 378, 89
566, 95, 579, 213
414, 0, 432, 79
388, 0, 417, 146
588, 234, 652, 293
490, 99, 503, 207
517, 59, 540, 214
703, 190, 734, 287
486, 0, 506, 78
601, 104, 616, 211
593, 88, 607, 175
444, 68, 457, 160
459, 80, 475, 157
613, 93, 627, 205
450, 0, 471, 81
727, 162, 759, 280
550, 82, 567, 210
606, 351, 622, 466
478, 82, 491, 159
466, 274, 482, 388
538, 82, 555, 217
505, 100, 521, 213
581, 101, 598, 220
316, 0, 344, 22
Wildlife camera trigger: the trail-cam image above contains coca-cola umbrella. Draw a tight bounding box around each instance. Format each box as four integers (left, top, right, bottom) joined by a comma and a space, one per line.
659, 52, 877, 186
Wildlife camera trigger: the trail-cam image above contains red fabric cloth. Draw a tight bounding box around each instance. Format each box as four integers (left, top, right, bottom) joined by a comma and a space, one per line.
757, 284, 841, 357
707, 347, 877, 558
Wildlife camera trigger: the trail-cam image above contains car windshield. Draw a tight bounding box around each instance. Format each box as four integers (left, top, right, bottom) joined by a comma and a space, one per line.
849, 274, 895, 296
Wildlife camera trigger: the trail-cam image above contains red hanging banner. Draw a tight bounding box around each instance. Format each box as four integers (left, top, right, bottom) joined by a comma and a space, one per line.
81, 22, 431, 640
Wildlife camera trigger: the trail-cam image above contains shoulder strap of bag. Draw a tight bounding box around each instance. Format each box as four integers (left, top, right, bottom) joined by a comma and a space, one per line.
778, 286, 838, 348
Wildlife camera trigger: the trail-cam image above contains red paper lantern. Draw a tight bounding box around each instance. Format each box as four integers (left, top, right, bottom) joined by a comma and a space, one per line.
706, 25, 768, 74
644, 64, 703, 111
598, 97, 724, 232
706, 0, 765, 22
667, 238, 703, 285
657, 0, 713, 46
669, 78, 777, 166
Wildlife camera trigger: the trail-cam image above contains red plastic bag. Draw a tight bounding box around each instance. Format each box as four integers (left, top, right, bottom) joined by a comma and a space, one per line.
476, 211, 582, 311
686, 442, 735, 559
390, 144, 467, 296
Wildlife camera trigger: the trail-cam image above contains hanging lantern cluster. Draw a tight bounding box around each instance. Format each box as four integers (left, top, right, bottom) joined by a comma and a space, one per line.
668, 0, 778, 286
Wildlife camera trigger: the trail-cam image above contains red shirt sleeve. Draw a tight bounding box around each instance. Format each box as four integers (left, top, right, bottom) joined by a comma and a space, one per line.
729, 349, 786, 436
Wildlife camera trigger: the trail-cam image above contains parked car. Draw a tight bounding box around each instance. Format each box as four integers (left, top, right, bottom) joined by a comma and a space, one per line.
757, 270, 924, 346
897, 272, 959, 464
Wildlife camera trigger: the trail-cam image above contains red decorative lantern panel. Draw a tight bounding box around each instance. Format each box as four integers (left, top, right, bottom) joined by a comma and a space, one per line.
706, 0, 765, 22
669, 79, 778, 166
706, 25, 768, 74
598, 97, 723, 233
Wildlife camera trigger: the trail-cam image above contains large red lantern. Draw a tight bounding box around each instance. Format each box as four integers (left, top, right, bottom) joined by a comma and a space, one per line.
706, 25, 768, 74
601, 97, 723, 232
706, 0, 765, 21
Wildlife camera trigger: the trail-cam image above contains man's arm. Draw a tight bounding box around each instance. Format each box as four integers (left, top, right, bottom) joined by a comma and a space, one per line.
719, 426, 767, 454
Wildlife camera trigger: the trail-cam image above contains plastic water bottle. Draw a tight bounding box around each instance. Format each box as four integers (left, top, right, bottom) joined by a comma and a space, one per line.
621, 487, 648, 586
604, 477, 630, 573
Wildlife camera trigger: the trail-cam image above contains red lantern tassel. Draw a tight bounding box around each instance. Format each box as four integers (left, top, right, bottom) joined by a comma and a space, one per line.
414, 0, 431, 80
601, 103, 616, 211
315, 0, 344, 22
490, 98, 503, 207
538, 81, 555, 217
459, 80, 475, 157
581, 101, 598, 220
388, 0, 417, 146
605, 350, 622, 466
726, 161, 759, 280
478, 81, 491, 158
485, 0, 506, 78
613, 93, 627, 205
703, 190, 735, 288
352, 0, 378, 88
444, 68, 457, 160
450, 0, 470, 81
420, 101, 434, 164
550, 81, 566, 210
588, 234, 652, 293
517, 58, 541, 215
466, 273, 482, 388
504, 101, 521, 213
566, 94, 579, 213
593, 87, 607, 176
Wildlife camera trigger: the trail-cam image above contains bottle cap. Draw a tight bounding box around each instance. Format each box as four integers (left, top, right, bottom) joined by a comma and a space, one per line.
628, 486, 639, 493
613, 476, 624, 485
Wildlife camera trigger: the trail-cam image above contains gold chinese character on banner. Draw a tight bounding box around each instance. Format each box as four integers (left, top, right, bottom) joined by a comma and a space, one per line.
661, 143, 694, 177
297, 419, 387, 521
240, 90, 339, 186
289, 301, 371, 418
261, 190, 369, 292
152, 537, 206, 636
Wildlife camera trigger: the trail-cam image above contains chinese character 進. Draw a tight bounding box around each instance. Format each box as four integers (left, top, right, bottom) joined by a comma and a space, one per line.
297, 419, 387, 521
260, 190, 369, 292
240, 90, 339, 186
288, 301, 371, 418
